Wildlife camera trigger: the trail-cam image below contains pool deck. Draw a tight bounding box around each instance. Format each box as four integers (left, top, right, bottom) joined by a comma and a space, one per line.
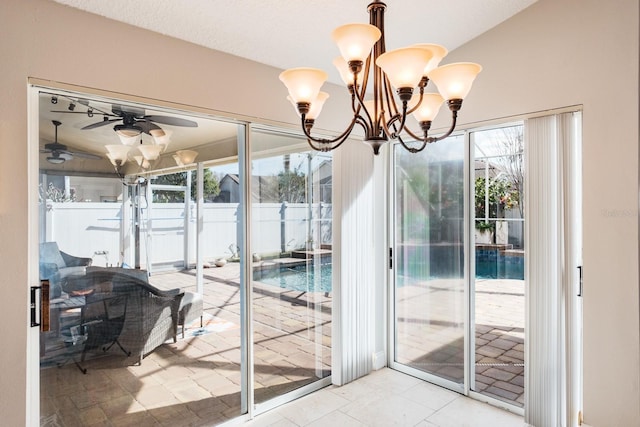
40, 262, 523, 426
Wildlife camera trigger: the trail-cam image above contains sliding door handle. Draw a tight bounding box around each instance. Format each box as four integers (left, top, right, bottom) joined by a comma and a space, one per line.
30, 285, 41, 327
30, 281, 50, 330
577, 266, 583, 297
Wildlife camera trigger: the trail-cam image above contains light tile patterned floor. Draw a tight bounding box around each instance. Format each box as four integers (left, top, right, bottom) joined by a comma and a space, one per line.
40, 263, 524, 426
395, 277, 524, 406
245, 368, 524, 427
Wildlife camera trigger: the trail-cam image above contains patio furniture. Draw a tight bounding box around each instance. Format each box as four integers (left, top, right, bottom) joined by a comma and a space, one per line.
178, 292, 203, 338
66, 267, 184, 364
58, 292, 130, 374
39, 241, 92, 299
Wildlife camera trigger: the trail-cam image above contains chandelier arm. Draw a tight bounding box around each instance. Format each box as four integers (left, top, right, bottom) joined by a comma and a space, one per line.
383, 74, 402, 120
355, 115, 370, 131
428, 110, 459, 143
359, 54, 372, 101
349, 88, 359, 114
405, 86, 425, 116
382, 103, 409, 140
301, 114, 359, 145
305, 138, 334, 152
305, 129, 354, 152
406, 77, 429, 116
351, 73, 376, 132
397, 132, 428, 154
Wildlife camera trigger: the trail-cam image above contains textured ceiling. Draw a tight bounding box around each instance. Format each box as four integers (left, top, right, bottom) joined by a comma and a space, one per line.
41, 0, 538, 174
51, 0, 537, 84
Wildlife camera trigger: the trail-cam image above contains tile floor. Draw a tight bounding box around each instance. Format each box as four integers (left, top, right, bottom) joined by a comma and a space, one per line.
40, 263, 524, 426
245, 368, 524, 427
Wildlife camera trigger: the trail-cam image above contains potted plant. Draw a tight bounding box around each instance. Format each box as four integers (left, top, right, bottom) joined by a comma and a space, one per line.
475, 221, 494, 244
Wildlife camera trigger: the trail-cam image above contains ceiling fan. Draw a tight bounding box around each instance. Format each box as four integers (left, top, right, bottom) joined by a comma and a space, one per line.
79, 104, 198, 136
41, 120, 102, 164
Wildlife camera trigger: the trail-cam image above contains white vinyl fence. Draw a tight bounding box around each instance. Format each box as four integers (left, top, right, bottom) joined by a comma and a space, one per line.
42, 201, 332, 268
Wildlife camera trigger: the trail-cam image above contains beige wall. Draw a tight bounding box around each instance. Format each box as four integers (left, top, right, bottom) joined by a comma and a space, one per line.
442, 0, 639, 425
0, 0, 351, 425
2, 0, 638, 425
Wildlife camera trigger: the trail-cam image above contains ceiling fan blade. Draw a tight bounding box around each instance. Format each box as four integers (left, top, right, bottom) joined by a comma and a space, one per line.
135, 120, 163, 135
66, 150, 102, 160
112, 104, 145, 118
59, 152, 74, 161
143, 115, 198, 127
50, 110, 99, 114
43, 142, 67, 151
82, 118, 121, 130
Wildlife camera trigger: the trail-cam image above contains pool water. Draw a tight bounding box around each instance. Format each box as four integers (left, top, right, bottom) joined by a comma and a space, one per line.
475, 249, 524, 280
256, 249, 523, 293
257, 264, 333, 293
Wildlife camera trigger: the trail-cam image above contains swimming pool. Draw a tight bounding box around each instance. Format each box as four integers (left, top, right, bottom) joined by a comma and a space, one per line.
255, 247, 523, 294
256, 264, 332, 293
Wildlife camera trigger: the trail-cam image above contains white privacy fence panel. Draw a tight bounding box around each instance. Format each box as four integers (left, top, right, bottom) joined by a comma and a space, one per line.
145, 204, 189, 266
43, 202, 123, 267
44, 201, 332, 267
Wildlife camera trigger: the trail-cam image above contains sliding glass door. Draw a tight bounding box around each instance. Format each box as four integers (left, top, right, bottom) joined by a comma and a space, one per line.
471, 125, 525, 407
36, 89, 247, 426
392, 123, 528, 410
392, 134, 466, 390
34, 88, 331, 426
250, 129, 332, 409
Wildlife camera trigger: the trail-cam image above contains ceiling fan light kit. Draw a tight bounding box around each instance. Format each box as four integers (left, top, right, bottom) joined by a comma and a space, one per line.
114, 124, 143, 138
175, 149, 198, 165
105, 144, 131, 165
137, 144, 162, 161
46, 156, 66, 165
41, 120, 102, 164
133, 155, 150, 169
118, 133, 139, 146
279, 0, 482, 155
49, 97, 202, 174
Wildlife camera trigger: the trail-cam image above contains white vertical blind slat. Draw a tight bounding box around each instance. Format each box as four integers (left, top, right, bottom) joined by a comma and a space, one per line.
525, 112, 581, 427
333, 140, 376, 385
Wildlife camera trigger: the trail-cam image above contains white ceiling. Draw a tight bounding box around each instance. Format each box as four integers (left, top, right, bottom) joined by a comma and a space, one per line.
51, 0, 537, 84
41, 0, 538, 175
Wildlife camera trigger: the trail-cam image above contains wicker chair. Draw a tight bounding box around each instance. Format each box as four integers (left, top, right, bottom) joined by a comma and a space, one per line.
39, 242, 92, 299
69, 268, 184, 364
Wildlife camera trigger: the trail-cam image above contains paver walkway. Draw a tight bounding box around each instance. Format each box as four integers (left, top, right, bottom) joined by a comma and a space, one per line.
40, 264, 523, 426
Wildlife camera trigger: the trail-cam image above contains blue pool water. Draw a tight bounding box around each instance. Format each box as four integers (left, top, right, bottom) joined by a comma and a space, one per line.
475, 249, 524, 280
257, 264, 333, 293
255, 247, 523, 293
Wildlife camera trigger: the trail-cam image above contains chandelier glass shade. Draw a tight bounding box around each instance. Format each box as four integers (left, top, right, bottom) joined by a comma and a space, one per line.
105, 144, 131, 166
279, 1, 482, 155
137, 144, 162, 161
174, 149, 199, 166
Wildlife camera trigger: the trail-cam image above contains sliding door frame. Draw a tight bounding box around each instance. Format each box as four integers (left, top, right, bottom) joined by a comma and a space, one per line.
466, 121, 526, 416
387, 130, 468, 395
389, 108, 582, 417
27, 80, 335, 426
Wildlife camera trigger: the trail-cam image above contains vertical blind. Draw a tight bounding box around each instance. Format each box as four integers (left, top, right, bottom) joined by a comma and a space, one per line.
525, 112, 582, 427
332, 140, 376, 385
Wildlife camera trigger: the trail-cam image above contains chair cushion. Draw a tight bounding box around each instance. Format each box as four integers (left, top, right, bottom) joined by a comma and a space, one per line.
86, 266, 149, 283
179, 292, 203, 326
40, 242, 66, 269
58, 266, 89, 280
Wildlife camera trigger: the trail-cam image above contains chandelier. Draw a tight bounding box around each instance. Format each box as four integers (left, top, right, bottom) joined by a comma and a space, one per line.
279, 1, 482, 155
